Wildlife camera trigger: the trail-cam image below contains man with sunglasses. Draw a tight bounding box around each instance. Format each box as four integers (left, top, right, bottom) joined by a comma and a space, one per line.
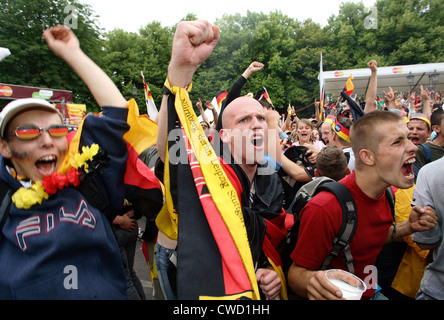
0, 99, 69, 182
0, 25, 129, 299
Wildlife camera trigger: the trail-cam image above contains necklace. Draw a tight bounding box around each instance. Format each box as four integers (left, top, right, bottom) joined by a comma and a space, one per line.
11, 144, 101, 210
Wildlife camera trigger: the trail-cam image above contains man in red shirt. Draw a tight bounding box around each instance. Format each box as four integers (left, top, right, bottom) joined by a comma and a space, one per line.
287, 111, 438, 300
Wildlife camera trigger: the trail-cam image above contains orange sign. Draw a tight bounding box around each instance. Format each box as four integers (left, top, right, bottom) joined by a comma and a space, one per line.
334, 71, 344, 77
392, 67, 403, 74
0, 85, 13, 97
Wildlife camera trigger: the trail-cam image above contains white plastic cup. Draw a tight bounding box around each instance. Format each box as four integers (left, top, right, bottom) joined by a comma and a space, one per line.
325, 269, 367, 300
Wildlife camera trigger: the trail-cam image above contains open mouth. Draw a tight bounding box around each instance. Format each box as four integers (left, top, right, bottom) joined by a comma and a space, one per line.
402, 158, 415, 180
409, 136, 419, 144
35, 155, 57, 176
252, 135, 264, 148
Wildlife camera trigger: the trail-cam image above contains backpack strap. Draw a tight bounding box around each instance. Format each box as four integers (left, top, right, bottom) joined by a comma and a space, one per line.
314, 182, 358, 274
0, 180, 12, 235
287, 177, 335, 214
385, 187, 396, 239
422, 143, 432, 163
385, 187, 395, 220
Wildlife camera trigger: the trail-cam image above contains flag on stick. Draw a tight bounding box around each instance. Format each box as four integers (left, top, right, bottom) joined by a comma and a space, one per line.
255, 87, 274, 107
141, 71, 159, 121
215, 90, 227, 110
343, 74, 354, 96
319, 53, 325, 121
340, 89, 365, 122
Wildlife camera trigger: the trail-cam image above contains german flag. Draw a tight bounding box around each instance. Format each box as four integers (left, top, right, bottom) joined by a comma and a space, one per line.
343, 74, 354, 96
123, 99, 163, 218
141, 71, 159, 121
319, 53, 325, 121
255, 87, 274, 107
215, 90, 228, 110
64, 99, 163, 218
262, 213, 289, 300
340, 89, 365, 123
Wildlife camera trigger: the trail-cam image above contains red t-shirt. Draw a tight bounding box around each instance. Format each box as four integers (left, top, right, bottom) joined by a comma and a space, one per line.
290, 171, 394, 299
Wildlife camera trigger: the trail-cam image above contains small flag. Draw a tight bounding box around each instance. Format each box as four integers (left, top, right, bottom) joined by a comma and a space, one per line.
319, 53, 325, 121
255, 87, 273, 107
343, 74, 354, 96
340, 90, 365, 122
141, 71, 159, 121
215, 90, 227, 110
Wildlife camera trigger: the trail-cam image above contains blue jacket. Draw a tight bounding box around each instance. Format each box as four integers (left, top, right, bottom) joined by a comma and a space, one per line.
0, 107, 129, 299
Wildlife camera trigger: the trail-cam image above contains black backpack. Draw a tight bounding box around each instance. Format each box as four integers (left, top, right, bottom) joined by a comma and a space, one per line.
281, 180, 395, 278
278, 145, 316, 210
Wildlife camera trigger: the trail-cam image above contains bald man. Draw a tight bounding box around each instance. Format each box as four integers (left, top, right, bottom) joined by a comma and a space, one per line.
155, 20, 284, 300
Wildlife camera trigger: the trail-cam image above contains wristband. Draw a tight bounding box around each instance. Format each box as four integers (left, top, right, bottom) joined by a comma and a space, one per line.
163, 85, 172, 95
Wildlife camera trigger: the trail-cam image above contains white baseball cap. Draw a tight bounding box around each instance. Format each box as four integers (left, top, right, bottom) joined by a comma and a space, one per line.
0, 98, 63, 138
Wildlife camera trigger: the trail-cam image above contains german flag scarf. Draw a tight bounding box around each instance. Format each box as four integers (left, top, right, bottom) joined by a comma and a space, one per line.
164, 80, 260, 300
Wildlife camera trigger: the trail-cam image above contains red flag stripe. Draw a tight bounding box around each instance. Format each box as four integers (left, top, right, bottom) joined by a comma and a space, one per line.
182, 130, 253, 296
124, 143, 161, 190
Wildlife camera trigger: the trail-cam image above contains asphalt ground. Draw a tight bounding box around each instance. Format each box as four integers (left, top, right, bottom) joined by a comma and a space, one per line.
133, 216, 163, 300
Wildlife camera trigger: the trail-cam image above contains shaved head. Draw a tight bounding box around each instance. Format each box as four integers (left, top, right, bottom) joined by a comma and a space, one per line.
219, 96, 268, 174
222, 96, 263, 130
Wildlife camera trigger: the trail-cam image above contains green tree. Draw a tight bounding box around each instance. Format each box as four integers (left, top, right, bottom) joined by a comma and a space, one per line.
375, 0, 443, 65
101, 22, 173, 114
2, 0, 443, 115
0, 0, 103, 111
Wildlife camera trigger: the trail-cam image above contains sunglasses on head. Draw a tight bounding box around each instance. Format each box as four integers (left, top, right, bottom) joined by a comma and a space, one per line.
12, 125, 69, 140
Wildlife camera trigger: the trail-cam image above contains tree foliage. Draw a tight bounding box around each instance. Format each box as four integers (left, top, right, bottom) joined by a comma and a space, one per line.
0, 0, 103, 110
1, 0, 443, 118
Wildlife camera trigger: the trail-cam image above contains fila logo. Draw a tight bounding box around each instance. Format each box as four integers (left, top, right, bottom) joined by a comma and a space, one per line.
15, 200, 97, 252
59, 200, 96, 229
15, 216, 41, 252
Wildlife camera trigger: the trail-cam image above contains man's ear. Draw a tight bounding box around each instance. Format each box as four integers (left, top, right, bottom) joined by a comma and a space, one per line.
0, 140, 12, 159
359, 148, 376, 166
432, 124, 441, 134
219, 128, 231, 144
